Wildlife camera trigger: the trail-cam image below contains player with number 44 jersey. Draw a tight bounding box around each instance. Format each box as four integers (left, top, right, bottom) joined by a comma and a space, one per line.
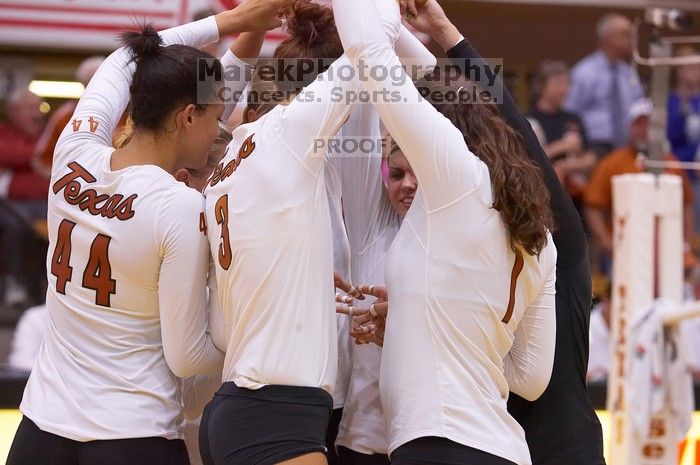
10, 5, 288, 458
16, 19, 227, 446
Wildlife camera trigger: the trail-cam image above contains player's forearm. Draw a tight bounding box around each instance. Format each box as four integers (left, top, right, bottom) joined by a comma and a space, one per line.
230, 31, 267, 65
333, 0, 400, 60
431, 22, 462, 52
395, 25, 437, 80
219, 49, 256, 123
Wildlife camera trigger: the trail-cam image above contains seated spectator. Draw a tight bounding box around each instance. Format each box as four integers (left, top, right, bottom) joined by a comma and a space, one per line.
0, 88, 48, 305
32, 56, 104, 178
7, 305, 47, 372
527, 60, 596, 219
584, 98, 694, 275
667, 45, 700, 230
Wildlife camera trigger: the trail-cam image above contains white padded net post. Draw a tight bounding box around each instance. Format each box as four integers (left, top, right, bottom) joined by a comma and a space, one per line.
609, 173, 683, 465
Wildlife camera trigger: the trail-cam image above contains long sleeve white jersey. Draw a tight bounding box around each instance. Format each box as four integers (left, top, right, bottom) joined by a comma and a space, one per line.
325, 150, 353, 408
203, 66, 354, 393
20, 17, 224, 442
334, 102, 398, 455
325, 24, 433, 413
334, 26, 436, 455
334, 0, 557, 463
203, 34, 398, 392
203, 0, 403, 395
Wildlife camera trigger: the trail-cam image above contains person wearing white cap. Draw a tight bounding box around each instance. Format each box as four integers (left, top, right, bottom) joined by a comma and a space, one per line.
585, 98, 695, 275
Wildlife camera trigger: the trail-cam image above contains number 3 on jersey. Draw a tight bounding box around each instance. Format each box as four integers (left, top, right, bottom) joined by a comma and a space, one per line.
51, 219, 116, 307
215, 195, 232, 270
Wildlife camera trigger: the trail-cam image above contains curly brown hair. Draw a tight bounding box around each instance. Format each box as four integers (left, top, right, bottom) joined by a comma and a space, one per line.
432, 86, 554, 256
276, 0, 342, 60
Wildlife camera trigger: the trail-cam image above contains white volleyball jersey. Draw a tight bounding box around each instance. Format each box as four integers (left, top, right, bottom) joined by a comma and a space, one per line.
204, 52, 375, 394
334, 25, 436, 455
334, 1, 557, 463
325, 154, 353, 408
20, 17, 224, 441
334, 102, 398, 455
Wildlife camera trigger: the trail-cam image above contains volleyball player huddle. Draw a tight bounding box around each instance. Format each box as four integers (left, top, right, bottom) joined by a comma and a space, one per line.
7, 0, 559, 465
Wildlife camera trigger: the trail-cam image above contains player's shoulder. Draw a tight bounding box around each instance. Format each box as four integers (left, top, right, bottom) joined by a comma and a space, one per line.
53, 139, 112, 167
161, 179, 205, 210
204, 124, 265, 196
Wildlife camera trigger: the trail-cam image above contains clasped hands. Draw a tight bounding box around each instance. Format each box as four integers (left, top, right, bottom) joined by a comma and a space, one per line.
334, 272, 388, 347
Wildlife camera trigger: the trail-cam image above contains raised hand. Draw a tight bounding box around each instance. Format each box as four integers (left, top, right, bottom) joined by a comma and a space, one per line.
398, 0, 460, 51
216, 0, 293, 35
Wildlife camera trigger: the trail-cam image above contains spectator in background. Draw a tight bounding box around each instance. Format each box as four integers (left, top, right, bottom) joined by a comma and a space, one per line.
668, 45, 700, 230
566, 14, 644, 156
0, 88, 47, 200
585, 98, 694, 275
32, 56, 104, 178
527, 60, 596, 219
0, 88, 47, 305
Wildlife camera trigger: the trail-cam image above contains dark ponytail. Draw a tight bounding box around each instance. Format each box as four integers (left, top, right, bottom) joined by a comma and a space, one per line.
120, 23, 223, 131
120, 25, 163, 65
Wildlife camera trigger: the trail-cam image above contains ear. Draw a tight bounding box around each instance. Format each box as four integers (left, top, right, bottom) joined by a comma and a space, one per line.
174, 168, 191, 187
180, 103, 197, 128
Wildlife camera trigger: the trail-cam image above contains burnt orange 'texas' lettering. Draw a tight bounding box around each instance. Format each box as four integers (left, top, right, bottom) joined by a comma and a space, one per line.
53, 162, 137, 221
210, 134, 256, 188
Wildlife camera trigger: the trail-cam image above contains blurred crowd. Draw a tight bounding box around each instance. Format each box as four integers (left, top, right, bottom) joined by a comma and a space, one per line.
524, 13, 700, 382
2, 12, 700, 383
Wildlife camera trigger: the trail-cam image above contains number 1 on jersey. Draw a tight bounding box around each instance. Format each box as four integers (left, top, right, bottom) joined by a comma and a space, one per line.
502, 251, 524, 324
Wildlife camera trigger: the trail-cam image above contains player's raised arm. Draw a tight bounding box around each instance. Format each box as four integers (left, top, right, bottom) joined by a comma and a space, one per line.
219, 31, 267, 123
333, 0, 482, 210
271, 0, 402, 177
338, 28, 435, 251
404, 0, 585, 264
54, 0, 288, 161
